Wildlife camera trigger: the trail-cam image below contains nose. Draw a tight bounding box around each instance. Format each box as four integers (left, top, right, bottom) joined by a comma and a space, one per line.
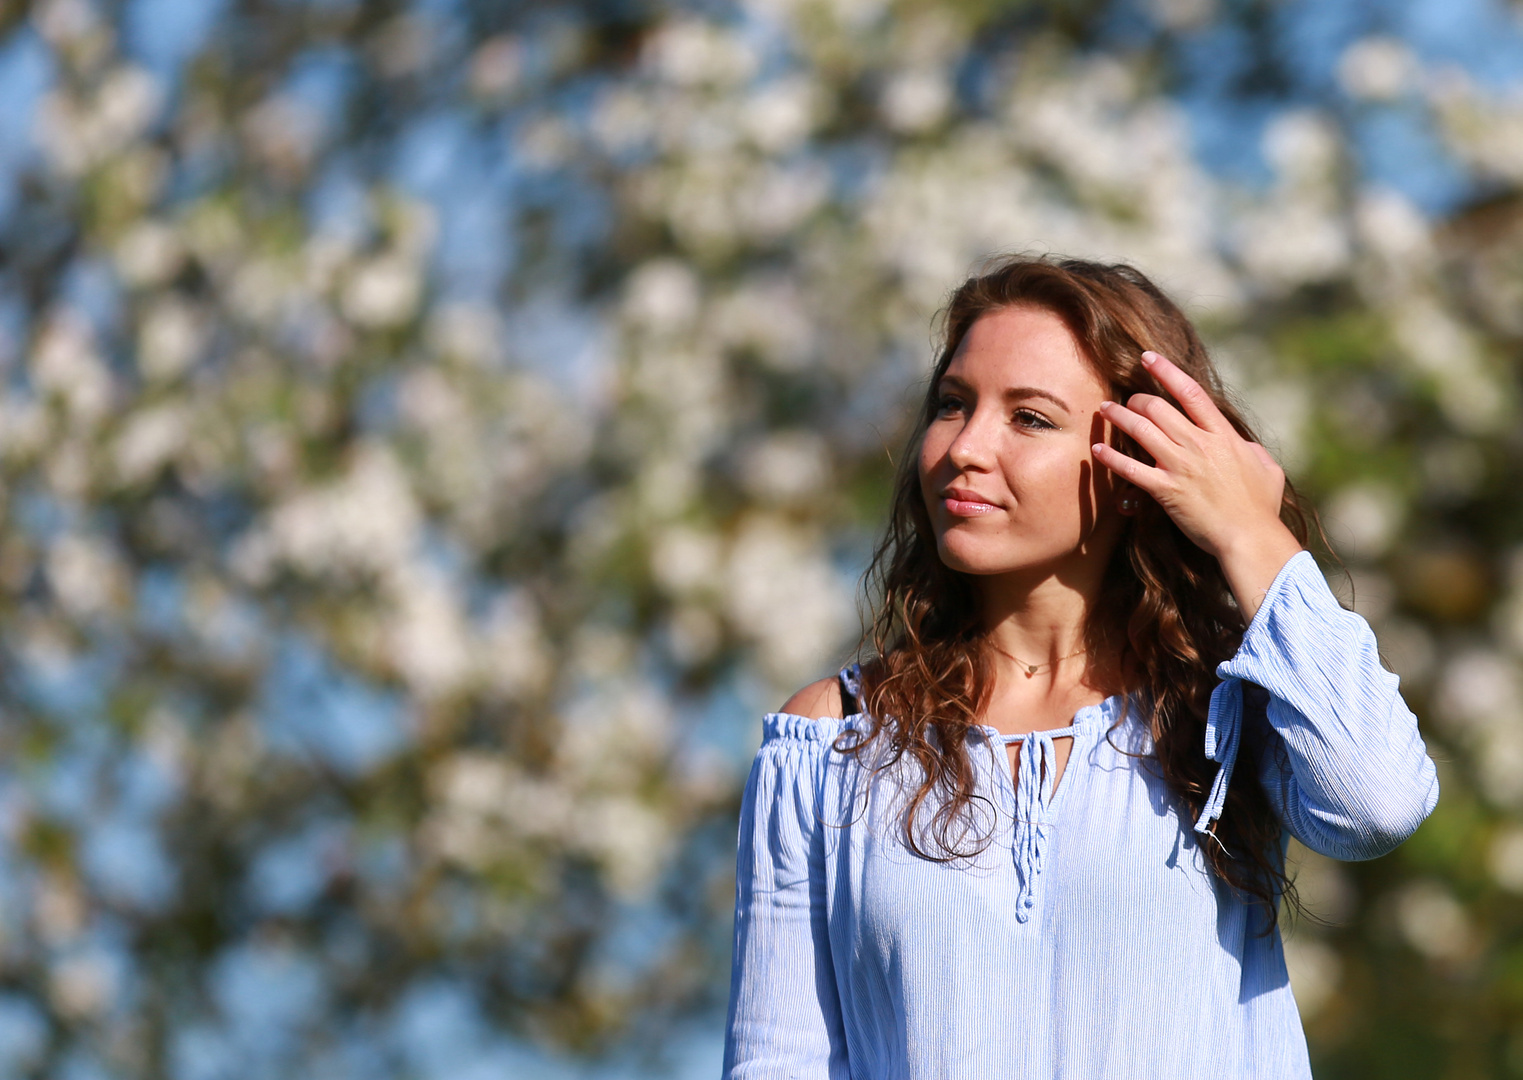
946, 407, 997, 471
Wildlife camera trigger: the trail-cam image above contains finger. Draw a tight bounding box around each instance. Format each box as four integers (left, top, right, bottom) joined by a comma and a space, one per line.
1091, 441, 1165, 495
1123, 393, 1199, 445
1099, 399, 1183, 465
1140, 351, 1234, 435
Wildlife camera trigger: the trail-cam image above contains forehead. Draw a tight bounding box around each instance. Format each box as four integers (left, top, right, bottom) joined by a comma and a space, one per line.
944, 305, 1109, 402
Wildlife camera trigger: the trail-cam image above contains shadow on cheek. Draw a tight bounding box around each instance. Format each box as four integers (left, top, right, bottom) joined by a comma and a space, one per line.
1078, 458, 1094, 538
1079, 410, 1109, 531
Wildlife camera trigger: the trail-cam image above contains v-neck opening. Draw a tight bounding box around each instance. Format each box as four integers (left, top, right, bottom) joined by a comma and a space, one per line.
980, 691, 1127, 816
993, 729, 1077, 820
1018, 732, 1076, 815
976, 693, 1119, 815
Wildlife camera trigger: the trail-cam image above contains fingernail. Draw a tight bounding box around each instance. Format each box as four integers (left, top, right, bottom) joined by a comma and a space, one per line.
1091, 443, 1105, 454
1140, 351, 1157, 366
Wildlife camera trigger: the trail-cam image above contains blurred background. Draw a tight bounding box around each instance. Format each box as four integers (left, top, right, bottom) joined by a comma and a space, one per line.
0, 0, 1518, 1076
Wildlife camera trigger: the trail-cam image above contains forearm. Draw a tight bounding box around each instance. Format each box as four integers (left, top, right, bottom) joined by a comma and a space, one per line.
1216, 550, 1438, 858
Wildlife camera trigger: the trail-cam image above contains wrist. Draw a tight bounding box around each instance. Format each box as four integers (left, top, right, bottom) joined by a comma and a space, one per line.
1215, 519, 1301, 565
1216, 523, 1304, 624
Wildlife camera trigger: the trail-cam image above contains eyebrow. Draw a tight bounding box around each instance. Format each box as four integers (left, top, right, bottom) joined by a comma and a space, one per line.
936, 374, 1073, 414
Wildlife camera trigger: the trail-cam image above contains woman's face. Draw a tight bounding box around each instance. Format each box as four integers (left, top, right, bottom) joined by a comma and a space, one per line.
918, 304, 1128, 582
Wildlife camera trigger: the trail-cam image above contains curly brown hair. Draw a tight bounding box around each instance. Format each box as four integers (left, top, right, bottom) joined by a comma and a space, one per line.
841, 253, 1328, 924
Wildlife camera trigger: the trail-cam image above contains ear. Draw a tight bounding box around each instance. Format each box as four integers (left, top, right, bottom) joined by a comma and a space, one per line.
1115, 479, 1144, 516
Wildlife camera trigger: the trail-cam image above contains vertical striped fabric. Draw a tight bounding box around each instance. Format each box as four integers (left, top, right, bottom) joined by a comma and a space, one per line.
722, 549, 1439, 1079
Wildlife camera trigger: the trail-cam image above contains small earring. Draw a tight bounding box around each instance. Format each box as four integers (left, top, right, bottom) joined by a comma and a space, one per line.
1119, 497, 1138, 512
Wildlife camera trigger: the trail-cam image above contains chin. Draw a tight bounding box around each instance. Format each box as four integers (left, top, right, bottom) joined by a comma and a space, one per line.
936, 527, 1077, 578
935, 532, 1012, 576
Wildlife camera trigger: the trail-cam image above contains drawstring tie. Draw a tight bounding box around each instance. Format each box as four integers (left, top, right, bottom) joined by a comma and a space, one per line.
1007, 726, 1078, 923
1195, 675, 1245, 851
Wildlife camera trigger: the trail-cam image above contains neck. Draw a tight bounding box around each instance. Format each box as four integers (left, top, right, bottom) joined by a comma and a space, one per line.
976, 556, 1113, 689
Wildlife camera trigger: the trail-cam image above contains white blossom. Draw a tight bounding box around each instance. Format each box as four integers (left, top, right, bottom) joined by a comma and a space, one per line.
475, 588, 554, 701
49, 946, 120, 1020
384, 563, 473, 700
1338, 37, 1418, 102
342, 255, 424, 329
1488, 825, 1523, 893
738, 429, 833, 504
30, 311, 114, 427
880, 70, 951, 133
34, 66, 163, 175
1390, 880, 1475, 962
113, 403, 188, 485
650, 524, 724, 597
1321, 482, 1403, 561
426, 303, 505, 368
468, 36, 524, 100
1283, 936, 1342, 1018
137, 297, 206, 382
643, 19, 758, 89
258, 441, 422, 580
743, 76, 822, 154
724, 514, 856, 685
623, 259, 701, 334
46, 534, 126, 618
114, 221, 187, 288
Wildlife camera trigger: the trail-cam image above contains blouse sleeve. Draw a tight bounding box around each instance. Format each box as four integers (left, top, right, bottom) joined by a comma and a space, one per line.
1194, 549, 1440, 862
721, 716, 850, 1079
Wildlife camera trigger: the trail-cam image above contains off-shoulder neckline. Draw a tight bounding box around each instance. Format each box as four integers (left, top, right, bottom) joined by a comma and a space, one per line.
761, 692, 1131, 746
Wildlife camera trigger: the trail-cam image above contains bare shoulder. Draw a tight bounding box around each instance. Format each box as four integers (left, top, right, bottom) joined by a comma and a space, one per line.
778, 675, 846, 720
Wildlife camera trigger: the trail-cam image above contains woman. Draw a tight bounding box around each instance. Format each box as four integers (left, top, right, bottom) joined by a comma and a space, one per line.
720, 255, 1439, 1079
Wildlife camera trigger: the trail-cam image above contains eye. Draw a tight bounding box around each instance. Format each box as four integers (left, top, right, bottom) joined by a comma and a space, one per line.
935, 394, 964, 416
1013, 408, 1056, 431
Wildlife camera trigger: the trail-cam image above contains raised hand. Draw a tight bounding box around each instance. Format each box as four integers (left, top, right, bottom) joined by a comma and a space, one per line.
1090, 350, 1304, 622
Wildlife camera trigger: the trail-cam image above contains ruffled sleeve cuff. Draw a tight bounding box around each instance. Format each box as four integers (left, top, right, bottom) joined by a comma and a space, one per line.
1194, 549, 1321, 839
1193, 548, 1439, 858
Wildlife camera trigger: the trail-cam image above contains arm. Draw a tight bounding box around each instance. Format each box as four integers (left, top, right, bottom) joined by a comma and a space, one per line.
1090, 350, 1437, 859
722, 721, 849, 1078
1200, 550, 1439, 860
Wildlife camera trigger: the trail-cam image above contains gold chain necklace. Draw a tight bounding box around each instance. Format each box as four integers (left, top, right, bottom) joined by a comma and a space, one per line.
1000, 644, 1088, 678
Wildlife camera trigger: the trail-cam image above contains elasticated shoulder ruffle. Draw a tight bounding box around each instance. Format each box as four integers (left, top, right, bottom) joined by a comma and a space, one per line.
760, 712, 862, 745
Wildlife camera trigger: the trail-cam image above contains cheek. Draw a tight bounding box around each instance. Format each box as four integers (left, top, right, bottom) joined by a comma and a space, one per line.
1017, 445, 1080, 488
917, 430, 946, 483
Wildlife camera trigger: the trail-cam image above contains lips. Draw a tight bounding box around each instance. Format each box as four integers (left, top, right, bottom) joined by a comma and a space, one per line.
940, 485, 1001, 517
942, 486, 997, 506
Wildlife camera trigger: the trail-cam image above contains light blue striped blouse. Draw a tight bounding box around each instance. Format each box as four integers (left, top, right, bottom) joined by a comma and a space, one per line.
722, 550, 1439, 1079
